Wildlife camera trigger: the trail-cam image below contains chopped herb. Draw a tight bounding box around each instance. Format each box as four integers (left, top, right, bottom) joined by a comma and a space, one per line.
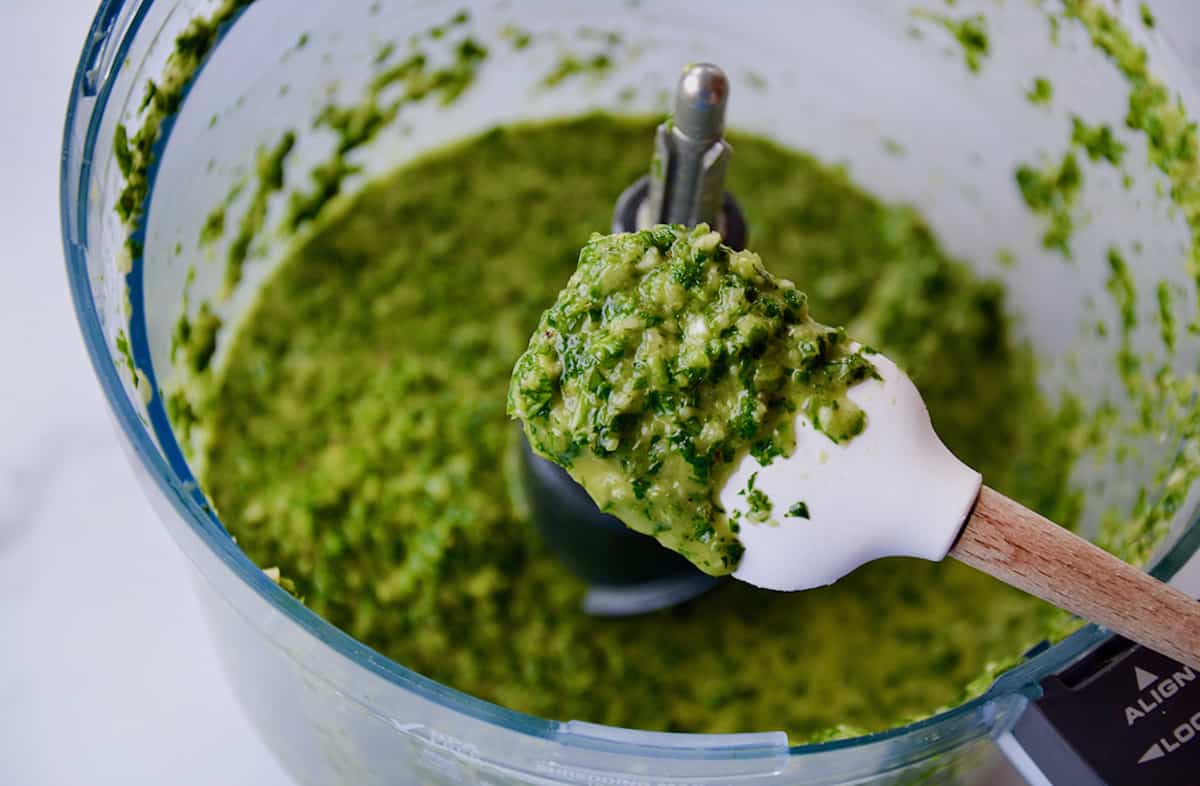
166, 389, 197, 450
787, 501, 811, 519
1015, 152, 1082, 257
113, 123, 133, 179
501, 25, 532, 50
1070, 116, 1126, 164
1139, 3, 1155, 28
373, 42, 395, 64
201, 204, 226, 246
541, 53, 612, 88
1026, 76, 1053, 105
742, 472, 774, 524
225, 131, 295, 292
139, 80, 159, 112
115, 329, 138, 382
913, 9, 990, 73
1157, 281, 1177, 353
183, 301, 222, 374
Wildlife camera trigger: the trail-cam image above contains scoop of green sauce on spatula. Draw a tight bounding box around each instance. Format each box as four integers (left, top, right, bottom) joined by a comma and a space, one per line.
510, 224, 1200, 669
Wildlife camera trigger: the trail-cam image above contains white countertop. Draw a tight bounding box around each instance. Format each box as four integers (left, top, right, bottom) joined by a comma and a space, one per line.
3, 2, 1197, 785
0, 2, 293, 784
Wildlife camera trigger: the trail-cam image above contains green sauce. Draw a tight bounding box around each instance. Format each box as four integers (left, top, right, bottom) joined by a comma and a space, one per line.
1139, 3, 1156, 28
1015, 151, 1082, 257
1070, 117, 1126, 165
199, 115, 1077, 740
912, 9, 990, 73
1026, 76, 1054, 105
224, 131, 296, 293
509, 226, 876, 574
97, 0, 1199, 750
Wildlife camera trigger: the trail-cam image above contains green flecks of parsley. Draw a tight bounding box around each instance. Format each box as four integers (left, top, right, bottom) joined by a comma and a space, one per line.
1015, 152, 1082, 257
913, 9, 990, 73
1071, 117, 1126, 165
787, 501, 811, 520
1026, 76, 1053, 105
741, 472, 773, 524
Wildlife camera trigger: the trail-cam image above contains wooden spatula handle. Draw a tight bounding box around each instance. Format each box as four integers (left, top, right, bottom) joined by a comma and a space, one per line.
950, 485, 1200, 670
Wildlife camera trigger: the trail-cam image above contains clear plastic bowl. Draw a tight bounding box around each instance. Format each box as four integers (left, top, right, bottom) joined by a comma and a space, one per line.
62, 1, 1200, 784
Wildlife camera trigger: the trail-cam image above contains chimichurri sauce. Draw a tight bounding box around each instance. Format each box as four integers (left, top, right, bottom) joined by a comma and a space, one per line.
509, 225, 877, 574
201, 114, 1076, 741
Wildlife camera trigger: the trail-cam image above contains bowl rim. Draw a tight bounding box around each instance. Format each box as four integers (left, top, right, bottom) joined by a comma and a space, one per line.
59, 0, 1200, 763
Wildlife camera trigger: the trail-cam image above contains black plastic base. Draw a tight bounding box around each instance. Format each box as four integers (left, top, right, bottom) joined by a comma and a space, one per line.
519, 438, 705, 588
1013, 634, 1200, 785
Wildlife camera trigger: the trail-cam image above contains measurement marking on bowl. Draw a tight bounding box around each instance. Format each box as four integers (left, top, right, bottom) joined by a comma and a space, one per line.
534, 760, 695, 786
392, 722, 483, 761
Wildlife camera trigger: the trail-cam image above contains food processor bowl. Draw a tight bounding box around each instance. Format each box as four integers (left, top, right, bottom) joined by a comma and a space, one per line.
62, 1, 1200, 784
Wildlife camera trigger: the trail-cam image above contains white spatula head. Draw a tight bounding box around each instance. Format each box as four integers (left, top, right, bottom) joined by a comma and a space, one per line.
724, 348, 982, 591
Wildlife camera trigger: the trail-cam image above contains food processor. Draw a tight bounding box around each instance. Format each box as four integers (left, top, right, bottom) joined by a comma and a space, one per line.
60, 0, 1200, 784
